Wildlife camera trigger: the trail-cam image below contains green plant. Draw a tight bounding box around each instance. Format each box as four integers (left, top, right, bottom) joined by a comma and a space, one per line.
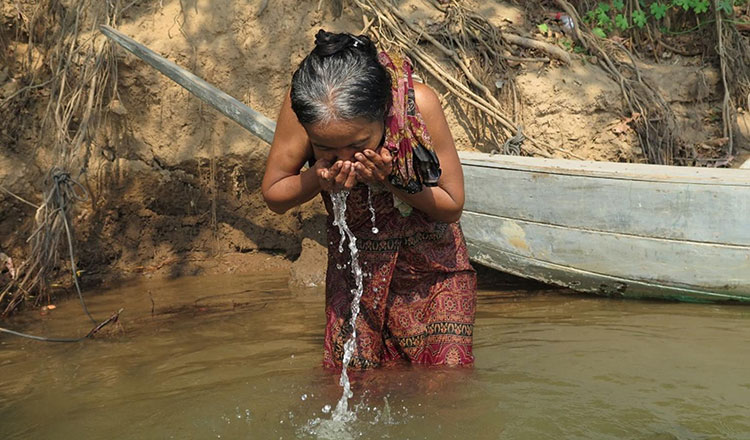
593, 27, 608, 38
650, 2, 668, 19
717, 0, 733, 14
582, 0, 744, 38
615, 13, 629, 30
693, 0, 709, 13
632, 10, 647, 27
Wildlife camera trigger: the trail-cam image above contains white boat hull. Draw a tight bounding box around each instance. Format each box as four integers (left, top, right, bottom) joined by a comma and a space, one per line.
459, 152, 750, 302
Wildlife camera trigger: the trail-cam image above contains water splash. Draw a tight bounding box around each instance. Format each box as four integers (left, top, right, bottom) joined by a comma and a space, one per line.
379, 396, 393, 425
329, 190, 365, 423
298, 394, 410, 439
366, 186, 379, 234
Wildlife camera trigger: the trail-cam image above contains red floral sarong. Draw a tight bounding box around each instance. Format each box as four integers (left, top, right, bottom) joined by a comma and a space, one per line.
322, 185, 477, 369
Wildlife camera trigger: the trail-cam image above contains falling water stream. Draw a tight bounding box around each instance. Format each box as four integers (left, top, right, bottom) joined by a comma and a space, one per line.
306, 187, 382, 437
328, 190, 364, 423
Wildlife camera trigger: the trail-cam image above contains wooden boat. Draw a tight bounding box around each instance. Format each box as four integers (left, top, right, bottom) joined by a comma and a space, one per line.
100, 25, 750, 303
460, 152, 750, 302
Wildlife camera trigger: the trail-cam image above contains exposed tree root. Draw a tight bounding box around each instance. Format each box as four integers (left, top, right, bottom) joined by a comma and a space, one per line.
714, 0, 750, 160
350, 0, 592, 158
556, 0, 680, 165
1, 1, 123, 316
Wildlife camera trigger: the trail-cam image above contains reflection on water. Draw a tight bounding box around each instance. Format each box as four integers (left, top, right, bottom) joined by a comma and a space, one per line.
1, 270, 749, 439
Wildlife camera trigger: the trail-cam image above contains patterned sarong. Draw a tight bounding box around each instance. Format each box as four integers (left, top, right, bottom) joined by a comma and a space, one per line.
322, 186, 476, 369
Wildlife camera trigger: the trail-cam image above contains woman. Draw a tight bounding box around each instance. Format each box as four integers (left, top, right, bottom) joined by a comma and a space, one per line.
262, 30, 476, 369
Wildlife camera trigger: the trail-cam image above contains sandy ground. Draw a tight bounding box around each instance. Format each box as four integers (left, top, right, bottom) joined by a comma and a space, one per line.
1, 0, 748, 298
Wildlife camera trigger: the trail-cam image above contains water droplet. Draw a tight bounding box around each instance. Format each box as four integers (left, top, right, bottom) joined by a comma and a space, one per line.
367, 186, 378, 234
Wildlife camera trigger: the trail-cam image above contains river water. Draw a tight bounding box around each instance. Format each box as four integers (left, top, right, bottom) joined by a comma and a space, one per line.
1, 270, 749, 439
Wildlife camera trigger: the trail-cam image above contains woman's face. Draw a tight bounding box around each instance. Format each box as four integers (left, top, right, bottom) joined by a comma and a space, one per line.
305, 117, 385, 164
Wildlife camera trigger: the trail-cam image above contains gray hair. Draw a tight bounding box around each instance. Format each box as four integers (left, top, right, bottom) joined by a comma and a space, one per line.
290, 31, 390, 126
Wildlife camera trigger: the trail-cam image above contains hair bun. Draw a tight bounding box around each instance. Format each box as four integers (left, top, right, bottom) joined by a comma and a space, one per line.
313, 29, 377, 57
313, 29, 350, 57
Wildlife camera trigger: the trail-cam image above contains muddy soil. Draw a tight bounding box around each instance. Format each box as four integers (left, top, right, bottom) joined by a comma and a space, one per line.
1, 0, 747, 301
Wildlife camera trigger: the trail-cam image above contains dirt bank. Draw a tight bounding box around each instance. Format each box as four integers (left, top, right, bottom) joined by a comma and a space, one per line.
1, 0, 748, 310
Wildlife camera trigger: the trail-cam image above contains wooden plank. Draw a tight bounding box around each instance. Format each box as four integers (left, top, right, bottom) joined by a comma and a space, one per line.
459, 151, 750, 186
99, 25, 277, 144
461, 211, 750, 296
462, 164, 750, 246
467, 241, 749, 303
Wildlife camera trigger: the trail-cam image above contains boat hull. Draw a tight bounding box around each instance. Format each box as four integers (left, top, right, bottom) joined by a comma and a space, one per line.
459, 152, 750, 302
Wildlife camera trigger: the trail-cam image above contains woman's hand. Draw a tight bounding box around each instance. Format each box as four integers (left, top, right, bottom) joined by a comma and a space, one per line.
353, 148, 393, 185
314, 159, 358, 192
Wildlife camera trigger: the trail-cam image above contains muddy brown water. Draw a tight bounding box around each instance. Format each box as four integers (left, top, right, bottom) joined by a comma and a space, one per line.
1, 270, 749, 439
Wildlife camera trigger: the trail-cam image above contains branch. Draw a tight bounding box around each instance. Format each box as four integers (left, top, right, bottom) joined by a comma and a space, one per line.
500, 33, 572, 64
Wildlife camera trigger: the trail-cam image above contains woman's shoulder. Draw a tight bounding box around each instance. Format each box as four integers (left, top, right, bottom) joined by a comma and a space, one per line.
412, 82, 442, 119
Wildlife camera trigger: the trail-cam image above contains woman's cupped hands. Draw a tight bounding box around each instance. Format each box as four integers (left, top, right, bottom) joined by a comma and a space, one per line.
314, 148, 393, 192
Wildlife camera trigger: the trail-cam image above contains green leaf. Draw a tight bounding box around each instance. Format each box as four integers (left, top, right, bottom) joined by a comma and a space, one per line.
650, 2, 669, 20
674, 0, 692, 11
717, 0, 733, 15
613, 0, 625, 10
592, 27, 608, 38
632, 10, 647, 28
537, 23, 549, 34
596, 2, 611, 13
692, 0, 709, 13
615, 13, 629, 30
597, 9, 612, 26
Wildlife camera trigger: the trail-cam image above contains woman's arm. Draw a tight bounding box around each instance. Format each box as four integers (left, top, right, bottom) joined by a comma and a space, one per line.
354, 82, 465, 223
391, 82, 465, 222
261, 92, 321, 214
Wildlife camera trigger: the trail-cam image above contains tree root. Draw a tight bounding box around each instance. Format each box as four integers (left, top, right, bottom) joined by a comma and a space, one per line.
350, 0, 581, 157
1, 0, 122, 316
556, 0, 679, 165
500, 33, 571, 64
